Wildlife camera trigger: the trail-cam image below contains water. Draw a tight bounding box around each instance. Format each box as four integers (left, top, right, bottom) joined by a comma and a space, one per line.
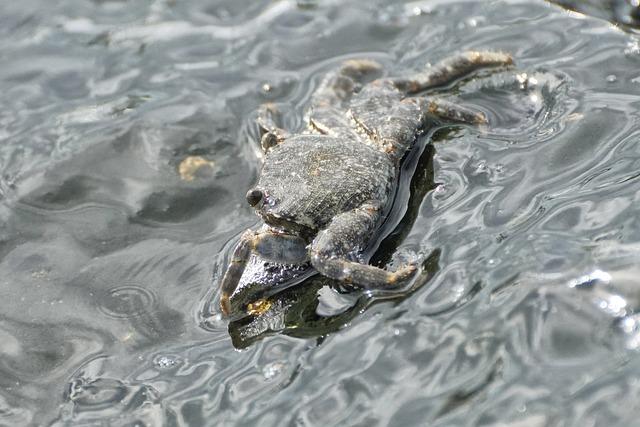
549, 0, 640, 29
3, 0, 640, 425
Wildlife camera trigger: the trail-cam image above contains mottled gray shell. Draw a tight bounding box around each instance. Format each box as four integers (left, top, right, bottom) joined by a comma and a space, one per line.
252, 134, 394, 233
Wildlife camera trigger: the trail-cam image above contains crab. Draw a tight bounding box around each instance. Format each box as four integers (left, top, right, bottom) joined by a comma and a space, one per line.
219, 51, 513, 315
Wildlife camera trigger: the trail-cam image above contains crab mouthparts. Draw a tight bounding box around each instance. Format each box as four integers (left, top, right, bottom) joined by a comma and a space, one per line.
259, 211, 316, 237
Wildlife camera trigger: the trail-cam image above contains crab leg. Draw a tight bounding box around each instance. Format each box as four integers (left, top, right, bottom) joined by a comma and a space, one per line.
310, 202, 417, 289
220, 230, 254, 315
391, 51, 513, 94
311, 59, 382, 108
251, 230, 309, 264
219, 229, 308, 315
307, 59, 383, 138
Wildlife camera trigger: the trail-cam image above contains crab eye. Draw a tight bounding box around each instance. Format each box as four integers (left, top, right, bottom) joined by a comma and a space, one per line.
246, 188, 263, 207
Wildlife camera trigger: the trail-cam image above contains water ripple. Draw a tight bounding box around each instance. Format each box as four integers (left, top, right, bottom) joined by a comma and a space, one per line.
2, 0, 640, 425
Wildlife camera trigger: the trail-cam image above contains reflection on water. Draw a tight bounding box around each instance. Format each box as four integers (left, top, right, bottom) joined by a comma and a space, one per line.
3, 0, 640, 425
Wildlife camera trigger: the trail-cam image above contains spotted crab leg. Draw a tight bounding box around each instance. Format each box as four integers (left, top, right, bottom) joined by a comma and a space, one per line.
220, 229, 308, 315
309, 202, 417, 289
390, 51, 513, 94
406, 97, 488, 125
307, 59, 382, 137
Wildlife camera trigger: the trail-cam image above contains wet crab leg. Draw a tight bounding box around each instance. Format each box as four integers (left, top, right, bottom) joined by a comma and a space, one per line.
310, 202, 417, 289
311, 59, 382, 108
391, 51, 513, 94
408, 97, 488, 125
348, 52, 512, 159
307, 59, 382, 137
251, 230, 309, 264
220, 229, 308, 314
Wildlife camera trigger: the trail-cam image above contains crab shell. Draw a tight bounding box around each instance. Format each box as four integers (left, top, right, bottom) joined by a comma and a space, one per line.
246, 134, 395, 238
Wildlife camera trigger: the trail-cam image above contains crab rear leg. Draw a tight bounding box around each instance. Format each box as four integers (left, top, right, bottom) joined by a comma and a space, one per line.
219, 229, 308, 315
391, 51, 513, 94
408, 97, 489, 125
310, 202, 417, 289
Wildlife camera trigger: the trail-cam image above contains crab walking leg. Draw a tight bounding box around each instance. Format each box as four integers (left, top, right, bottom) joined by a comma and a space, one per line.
310, 203, 417, 289
405, 97, 488, 125
349, 94, 487, 159
251, 231, 309, 264
220, 230, 254, 315
307, 59, 383, 137
311, 59, 383, 108
391, 51, 513, 94
219, 229, 309, 315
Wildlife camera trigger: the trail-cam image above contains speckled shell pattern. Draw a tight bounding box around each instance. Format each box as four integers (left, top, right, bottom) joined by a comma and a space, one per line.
256, 134, 394, 231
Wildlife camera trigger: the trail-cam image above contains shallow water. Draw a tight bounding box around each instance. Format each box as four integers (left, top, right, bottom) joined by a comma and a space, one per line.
3, 0, 640, 425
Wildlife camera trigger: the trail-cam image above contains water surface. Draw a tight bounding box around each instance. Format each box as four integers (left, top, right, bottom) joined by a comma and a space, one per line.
3, 0, 640, 425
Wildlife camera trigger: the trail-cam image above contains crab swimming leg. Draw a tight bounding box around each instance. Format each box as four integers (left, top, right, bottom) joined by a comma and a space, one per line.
309, 202, 417, 289
219, 229, 308, 315
307, 59, 382, 137
391, 51, 513, 94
